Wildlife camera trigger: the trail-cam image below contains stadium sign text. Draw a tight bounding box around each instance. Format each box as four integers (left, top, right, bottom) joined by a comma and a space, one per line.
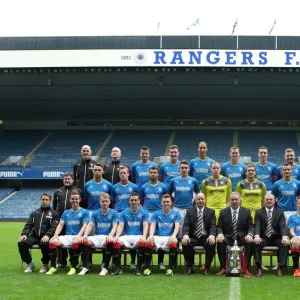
1, 49, 300, 67
0, 170, 66, 179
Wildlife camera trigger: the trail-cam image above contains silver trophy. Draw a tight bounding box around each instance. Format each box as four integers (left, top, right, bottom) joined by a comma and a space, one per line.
226, 240, 244, 277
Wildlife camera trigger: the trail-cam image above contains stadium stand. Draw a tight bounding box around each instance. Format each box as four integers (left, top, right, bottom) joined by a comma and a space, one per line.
28, 130, 109, 171
0, 188, 14, 201
238, 130, 299, 165
101, 130, 171, 165
0, 188, 57, 218
173, 130, 234, 164
0, 130, 48, 163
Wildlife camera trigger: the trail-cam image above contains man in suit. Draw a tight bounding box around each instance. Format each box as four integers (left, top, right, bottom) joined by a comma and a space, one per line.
254, 194, 289, 277
216, 192, 254, 277
182, 192, 216, 275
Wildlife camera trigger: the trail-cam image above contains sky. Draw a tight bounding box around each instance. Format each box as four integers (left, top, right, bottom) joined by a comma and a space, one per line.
0, 0, 298, 37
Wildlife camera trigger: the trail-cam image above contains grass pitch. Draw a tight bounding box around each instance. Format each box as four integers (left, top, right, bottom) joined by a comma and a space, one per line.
0, 222, 299, 300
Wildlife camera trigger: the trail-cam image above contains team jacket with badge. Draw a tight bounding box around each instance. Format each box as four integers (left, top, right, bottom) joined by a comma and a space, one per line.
73, 158, 96, 190
236, 179, 266, 211
104, 160, 122, 185
21, 206, 59, 238
53, 185, 83, 217
202, 176, 232, 209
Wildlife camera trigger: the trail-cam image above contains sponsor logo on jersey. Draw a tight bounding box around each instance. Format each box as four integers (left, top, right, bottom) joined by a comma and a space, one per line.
228, 173, 242, 179
176, 187, 190, 192
138, 172, 149, 176
128, 221, 141, 226
195, 168, 209, 173
158, 222, 173, 227
97, 223, 111, 228
67, 220, 80, 225
281, 191, 295, 196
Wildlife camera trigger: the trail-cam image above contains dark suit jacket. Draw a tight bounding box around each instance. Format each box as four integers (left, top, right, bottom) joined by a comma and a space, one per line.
217, 207, 254, 239
254, 207, 287, 238
182, 207, 216, 238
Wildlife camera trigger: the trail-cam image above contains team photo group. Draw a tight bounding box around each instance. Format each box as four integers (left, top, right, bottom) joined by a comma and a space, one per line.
17, 142, 300, 278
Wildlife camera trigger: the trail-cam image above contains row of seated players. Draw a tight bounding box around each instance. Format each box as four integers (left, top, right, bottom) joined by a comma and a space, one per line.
18, 191, 300, 277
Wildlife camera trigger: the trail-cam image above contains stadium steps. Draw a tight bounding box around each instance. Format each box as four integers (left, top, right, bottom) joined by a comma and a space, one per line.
0, 191, 18, 204
24, 131, 52, 167
95, 131, 114, 157
233, 130, 238, 147
164, 131, 176, 155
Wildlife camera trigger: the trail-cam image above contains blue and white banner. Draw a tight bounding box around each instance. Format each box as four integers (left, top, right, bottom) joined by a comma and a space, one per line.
0, 170, 67, 179
1, 49, 300, 68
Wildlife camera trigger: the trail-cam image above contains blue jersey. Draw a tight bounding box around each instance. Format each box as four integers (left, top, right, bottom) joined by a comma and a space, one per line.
151, 209, 181, 236
61, 207, 89, 235
277, 164, 300, 181
91, 208, 119, 235
168, 176, 200, 209
189, 157, 214, 189
272, 178, 300, 211
131, 161, 158, 188
139, 181, 167, 212
221, 162, 246, 191
111, 181, 139, 212
159, 161, 181, 188
84, 179, 113, 211
120, 207, 149, 235
288, 213, 300, 236
254, 162, 278, 191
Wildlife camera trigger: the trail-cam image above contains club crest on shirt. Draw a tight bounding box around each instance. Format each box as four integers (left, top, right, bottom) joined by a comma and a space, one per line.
188, 180, 192, 184
268, 167, 272, 171
108, 214, 112, 219
239, 167, 243, 171
293, 183, 297, 188
138, 213, 142, 219
128, 187, 133, 192
78, 213, 82, 218
170, 214, 175, 220
207, 162, 210, 167
103, 184, 107, 189
158, 187, 162, 192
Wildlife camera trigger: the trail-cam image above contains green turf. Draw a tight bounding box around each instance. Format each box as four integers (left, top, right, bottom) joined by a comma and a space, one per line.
0, 222, 298, 300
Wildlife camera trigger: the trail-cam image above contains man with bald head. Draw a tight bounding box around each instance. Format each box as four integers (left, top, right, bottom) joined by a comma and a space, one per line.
182, 192, 216, 275
74, 145, 96, 192
104, 147, 124, 185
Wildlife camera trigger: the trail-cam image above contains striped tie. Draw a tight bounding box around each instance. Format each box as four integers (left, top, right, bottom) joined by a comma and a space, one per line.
196, 209, 203, 238
232, 210, 237, 241
266, 209, 273, 238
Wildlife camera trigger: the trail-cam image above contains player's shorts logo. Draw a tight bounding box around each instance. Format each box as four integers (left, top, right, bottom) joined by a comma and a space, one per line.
134, 52, 147, 64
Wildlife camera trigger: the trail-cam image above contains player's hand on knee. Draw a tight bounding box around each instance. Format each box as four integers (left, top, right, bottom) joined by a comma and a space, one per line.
106, 236, 114, 243
41, 235, 49, 243
217, 234, 224, 243
182, 235, 189, 246
19, 235, 27, 242
207, 235, 215, 245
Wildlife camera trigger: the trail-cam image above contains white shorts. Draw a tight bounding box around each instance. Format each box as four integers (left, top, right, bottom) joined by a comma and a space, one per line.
154, 236, 177, 250
58, 235, 76, 247
87, 235, 107, 247
119, 235, 141, 248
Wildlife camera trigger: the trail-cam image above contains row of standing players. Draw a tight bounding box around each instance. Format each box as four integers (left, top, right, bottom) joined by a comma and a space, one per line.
17, 143, 300, 276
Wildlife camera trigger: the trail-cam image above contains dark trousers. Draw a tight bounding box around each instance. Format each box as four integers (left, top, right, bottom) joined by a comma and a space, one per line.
254, 237, 288, 268
18, 235, 49, 264
183, 237, 215, 268
217, 237, 253, 269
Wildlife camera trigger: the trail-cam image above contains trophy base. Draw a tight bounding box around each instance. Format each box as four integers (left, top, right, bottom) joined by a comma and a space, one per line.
226, 273, 241, 277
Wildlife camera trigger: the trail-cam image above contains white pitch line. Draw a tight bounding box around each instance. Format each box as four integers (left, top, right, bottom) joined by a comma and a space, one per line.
229, 277, 241, 300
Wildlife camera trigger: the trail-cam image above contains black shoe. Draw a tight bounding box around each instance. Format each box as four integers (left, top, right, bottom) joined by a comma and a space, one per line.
135, 268, 142, 276
111, 268, 122, 276
184, 265, 193, 275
